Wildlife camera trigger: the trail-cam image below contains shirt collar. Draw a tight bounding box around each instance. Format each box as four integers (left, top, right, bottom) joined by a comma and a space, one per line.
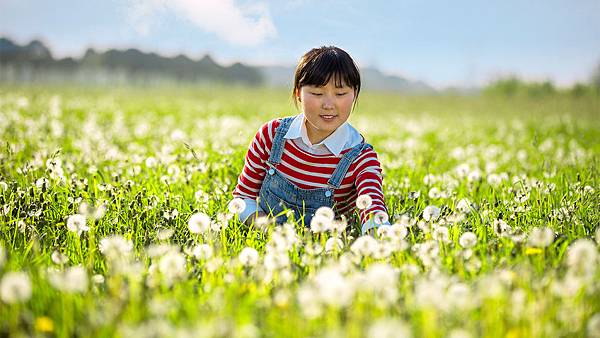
284, 113, 350, 157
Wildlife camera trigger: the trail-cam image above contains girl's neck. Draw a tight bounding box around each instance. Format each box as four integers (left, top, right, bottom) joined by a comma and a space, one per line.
305, 119, 334, 145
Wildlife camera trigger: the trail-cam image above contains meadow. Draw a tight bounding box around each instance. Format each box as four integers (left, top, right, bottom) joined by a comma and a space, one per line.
0, 85, 599, 337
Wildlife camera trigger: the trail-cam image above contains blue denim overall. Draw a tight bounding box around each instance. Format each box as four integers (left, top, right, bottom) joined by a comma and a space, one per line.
258, 116, 372, 226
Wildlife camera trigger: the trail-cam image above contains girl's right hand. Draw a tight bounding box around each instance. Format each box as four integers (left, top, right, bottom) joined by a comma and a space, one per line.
244, 211, 268, 226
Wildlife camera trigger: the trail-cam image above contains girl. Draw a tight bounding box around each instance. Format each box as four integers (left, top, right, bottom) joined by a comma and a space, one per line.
232, 46, 390, 235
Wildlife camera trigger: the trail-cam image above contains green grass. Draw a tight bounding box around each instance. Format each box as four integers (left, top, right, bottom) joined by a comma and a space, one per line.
0, 85, 599, 338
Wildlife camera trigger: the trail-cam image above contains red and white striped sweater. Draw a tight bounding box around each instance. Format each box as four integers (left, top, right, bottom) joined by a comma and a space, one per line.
233, 118, 388, 226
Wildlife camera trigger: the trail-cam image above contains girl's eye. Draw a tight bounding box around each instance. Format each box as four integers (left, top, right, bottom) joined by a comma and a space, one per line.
336, 92, 348, 96
310, 92, 322, 96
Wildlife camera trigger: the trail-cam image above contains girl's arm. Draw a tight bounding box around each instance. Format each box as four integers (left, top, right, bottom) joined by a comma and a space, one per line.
354, 148, 391, 234
232, 119, 279, 224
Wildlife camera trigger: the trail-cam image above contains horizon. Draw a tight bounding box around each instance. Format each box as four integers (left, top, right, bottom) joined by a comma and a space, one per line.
1, 0, 599, 90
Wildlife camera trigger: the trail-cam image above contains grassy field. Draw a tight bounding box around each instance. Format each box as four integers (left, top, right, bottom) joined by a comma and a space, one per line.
0, 85, 599, 337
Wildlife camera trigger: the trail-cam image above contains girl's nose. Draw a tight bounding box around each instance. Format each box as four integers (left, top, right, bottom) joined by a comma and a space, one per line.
322, 96, 334, 109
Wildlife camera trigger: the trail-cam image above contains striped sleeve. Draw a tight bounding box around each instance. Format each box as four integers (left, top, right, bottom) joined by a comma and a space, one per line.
354, 147, 388, 225
232, 119, 279, 200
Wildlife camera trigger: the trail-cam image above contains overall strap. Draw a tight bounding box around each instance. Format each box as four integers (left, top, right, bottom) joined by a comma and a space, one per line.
267, 116, 295, 166
327, 142, 373, 188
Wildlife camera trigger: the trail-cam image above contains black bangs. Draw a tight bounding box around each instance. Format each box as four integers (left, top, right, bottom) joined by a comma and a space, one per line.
292, 46, 361, 105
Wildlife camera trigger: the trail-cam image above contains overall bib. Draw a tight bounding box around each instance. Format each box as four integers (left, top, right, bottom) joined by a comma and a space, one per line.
258, 116, 372, 226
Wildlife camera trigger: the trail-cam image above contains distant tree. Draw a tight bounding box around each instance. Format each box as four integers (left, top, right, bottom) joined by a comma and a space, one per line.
592, 59, 600, 89
484, 76, 523, 96
569, 83, 591, 97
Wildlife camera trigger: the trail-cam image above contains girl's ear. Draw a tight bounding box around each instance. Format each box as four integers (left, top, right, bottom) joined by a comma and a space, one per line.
296, 88, 301, 102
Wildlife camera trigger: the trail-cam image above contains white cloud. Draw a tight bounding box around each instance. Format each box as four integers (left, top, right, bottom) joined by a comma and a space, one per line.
124, 0, 276, 46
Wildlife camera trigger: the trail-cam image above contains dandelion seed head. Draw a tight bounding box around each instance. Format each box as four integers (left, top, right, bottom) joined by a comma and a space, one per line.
408, 190, 420, 200
448, 329, 472, 338
527, 226, 554, 248
459, 232, 477, 248
99, 235, 133, 261
456, 198, 472, 214
48, 265, 88, 293
188, 212, 211, 234
66, 214, 89, 235
192, 244, 213, 260
493, 219, 512, 237
310, 214, 331, 233
433, 226, 450, 243
588, 312, 600, 338
351, 235, 378, 258
325, 236, 344, 253
313, 266, 354, 307
227, 198, 246, 215
1, 271, 32, 304
239, 247, 259, 267
566, 239, 598, 276
356, 194, 372, 210
367, 318, 411, 338
315, 206, 335, 221
92, 274, 105, 284
51, 250, 69, 265
373, 211, 389, 225
428, 187, 441, 199
423, 205, 441, 222
156, 228, 175, 241
389, 223, 409, 240
157, 250, 187, 286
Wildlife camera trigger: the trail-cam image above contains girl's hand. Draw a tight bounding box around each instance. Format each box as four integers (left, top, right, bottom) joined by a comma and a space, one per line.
244, 211, 268, 226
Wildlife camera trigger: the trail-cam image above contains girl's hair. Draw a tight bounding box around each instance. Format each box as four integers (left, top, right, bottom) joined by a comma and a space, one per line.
292, 46, 361, 107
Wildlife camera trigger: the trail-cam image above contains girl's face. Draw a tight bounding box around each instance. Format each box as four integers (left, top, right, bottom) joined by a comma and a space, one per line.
297, 78, 356, 145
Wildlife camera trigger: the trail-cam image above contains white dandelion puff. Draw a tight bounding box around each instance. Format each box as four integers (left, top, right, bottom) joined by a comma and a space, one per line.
527, 227, 554, 248
456, 198, 472, 214
239, 247, 259, 267
367, 318, 411, 338
157, 250, 187, 286
1, 271, 32, 304
51, 250, 69, 265
188, 212, 211, 234
432, 226, 450, 243
566, 239, 598, 276
92, 274, 105, 284
192, 244, 213, 260
423, 205, 441, 222
389, 223, 409, 240
356, 194, 372, 210
588, 312, 600, 338
310, 214, 332, 233
156, 228, 175, 241
373, 211, 389, 225
66, 214, 89, 235
325, 236, 344, 253
315, 206, 335, 221
99, 235, 133, 261
492, 219, 512, 238
48, 265, 88, 293
351, 235, 378, 258
459, 232, 477, 248
227, 198, 246, 215
428, 187, 441, 199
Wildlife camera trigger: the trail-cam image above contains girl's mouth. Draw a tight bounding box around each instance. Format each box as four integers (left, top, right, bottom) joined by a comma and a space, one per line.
319, 114, 337, 121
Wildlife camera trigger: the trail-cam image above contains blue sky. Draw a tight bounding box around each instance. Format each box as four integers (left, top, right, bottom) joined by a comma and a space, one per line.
1, 0, 599, 89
